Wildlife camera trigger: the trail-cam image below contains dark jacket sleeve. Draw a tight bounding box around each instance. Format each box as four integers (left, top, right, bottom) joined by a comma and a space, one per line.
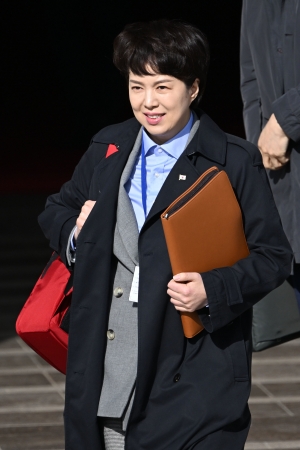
38, 141, 106, 265
240, 0, 262, 145
272, 84, 300, 142
199, 140, 293, 332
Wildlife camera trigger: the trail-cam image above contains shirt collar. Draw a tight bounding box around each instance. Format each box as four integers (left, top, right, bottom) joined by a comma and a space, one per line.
142, 112, 194, 160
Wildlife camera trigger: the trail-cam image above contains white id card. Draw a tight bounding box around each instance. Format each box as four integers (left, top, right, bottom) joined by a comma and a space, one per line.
129, 266, 139, 303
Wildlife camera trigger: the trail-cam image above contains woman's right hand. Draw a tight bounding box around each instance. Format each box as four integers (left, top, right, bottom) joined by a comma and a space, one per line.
75, 200, 96, 239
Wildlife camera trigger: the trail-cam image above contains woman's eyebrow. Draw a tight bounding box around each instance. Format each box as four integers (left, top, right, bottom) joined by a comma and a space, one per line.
129, 79, 173, 85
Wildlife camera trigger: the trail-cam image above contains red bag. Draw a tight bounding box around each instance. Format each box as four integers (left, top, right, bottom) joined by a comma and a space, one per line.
16, 144, 118, 373
16, 253, 72, 374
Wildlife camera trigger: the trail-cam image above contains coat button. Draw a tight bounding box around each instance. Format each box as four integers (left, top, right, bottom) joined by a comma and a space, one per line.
173, 373, 181, 383
114, 287, 123, 298
107, 329, 115, 340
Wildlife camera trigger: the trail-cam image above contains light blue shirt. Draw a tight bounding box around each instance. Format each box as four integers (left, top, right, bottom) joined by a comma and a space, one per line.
125, 113, 194, 231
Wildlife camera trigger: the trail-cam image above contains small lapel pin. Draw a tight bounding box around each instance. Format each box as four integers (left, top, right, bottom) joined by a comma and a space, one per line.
179, 174, 186, 180
105, 144, 119, 158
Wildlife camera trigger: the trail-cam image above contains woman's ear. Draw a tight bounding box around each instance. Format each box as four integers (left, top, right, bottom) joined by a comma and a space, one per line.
190, 78, 200, 102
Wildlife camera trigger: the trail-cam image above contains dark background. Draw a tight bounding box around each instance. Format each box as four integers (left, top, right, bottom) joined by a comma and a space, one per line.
2, 0, 244, 193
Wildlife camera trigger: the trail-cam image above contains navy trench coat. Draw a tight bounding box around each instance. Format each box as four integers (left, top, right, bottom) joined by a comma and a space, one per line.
38, 111, 292, 450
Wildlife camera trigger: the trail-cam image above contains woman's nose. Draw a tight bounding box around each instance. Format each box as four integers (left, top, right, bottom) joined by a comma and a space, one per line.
144, 90, 159, 109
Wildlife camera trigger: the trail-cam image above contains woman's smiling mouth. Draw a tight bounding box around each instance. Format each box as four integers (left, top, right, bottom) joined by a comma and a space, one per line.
144, 113, 165, 125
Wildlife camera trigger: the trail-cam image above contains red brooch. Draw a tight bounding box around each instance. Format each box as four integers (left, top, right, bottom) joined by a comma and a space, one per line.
106, 144, 119, 158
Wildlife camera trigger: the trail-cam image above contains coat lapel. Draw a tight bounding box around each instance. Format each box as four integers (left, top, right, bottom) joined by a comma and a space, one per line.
114, 128, 142, 269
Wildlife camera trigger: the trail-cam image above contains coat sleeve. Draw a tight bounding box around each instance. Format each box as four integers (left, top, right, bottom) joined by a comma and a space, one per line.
199, 143, 293, 333
38, 141, 106, 265
272, 84, 300, 143
240, 0, 262, 145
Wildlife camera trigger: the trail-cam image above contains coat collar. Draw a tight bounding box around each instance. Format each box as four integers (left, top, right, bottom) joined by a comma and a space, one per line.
95, 110, 227, 166
186, 109, 227, 165
138, 109, 227, 165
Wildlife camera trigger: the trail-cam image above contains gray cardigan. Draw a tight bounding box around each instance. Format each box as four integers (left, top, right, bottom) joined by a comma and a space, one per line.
97, 129, 142, 429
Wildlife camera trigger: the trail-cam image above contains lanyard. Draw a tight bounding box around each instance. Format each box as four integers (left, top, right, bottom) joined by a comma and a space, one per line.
141, 140, 147, 218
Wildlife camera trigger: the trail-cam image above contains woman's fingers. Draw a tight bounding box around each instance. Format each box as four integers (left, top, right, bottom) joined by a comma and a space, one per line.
167, 272, 208, 312
75, 200, 96, 238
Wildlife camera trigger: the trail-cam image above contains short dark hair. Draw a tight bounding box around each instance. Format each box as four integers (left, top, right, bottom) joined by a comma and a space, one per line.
113, 19, 210, 106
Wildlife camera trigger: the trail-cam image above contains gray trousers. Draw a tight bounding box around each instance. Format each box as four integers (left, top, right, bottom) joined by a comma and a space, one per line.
103, 418, 125, 450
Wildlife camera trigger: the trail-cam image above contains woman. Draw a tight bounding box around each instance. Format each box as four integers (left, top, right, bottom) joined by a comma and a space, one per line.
39, 19, 292, 450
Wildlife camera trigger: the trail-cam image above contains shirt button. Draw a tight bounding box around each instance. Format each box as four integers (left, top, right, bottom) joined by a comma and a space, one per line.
277, 47, 283, 53
158, 148, 162, 153
155, 173, 159, 177
114, 287, 123, 298
173, 373, 181, 382
107, 329, 115, 340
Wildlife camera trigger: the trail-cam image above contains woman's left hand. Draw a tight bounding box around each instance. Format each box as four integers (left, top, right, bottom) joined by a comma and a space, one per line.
167, 272, 208, 312
258, 114, 290, 170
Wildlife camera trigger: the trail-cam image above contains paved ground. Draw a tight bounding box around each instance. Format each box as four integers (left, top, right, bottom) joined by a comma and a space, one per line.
248, 339, 300, 449
0, 337, 299, 450
0, 336, 65, 450
0, 194, 299, 449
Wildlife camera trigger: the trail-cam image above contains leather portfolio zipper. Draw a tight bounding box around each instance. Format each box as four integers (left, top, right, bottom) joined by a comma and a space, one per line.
162, 167, 219, 219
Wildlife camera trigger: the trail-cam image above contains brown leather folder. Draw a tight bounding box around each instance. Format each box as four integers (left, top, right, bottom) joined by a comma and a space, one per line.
161, 166, 250, 338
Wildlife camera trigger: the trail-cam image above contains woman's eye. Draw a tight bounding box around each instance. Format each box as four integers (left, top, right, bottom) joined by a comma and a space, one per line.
157, 85, 168, 90
132, 86, 142, 91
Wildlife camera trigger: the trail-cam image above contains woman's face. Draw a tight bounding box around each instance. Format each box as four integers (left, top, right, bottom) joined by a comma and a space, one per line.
129, 69, 199, 145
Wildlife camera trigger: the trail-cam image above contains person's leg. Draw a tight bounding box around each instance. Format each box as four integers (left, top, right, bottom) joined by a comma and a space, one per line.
102, 418, 125, 450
